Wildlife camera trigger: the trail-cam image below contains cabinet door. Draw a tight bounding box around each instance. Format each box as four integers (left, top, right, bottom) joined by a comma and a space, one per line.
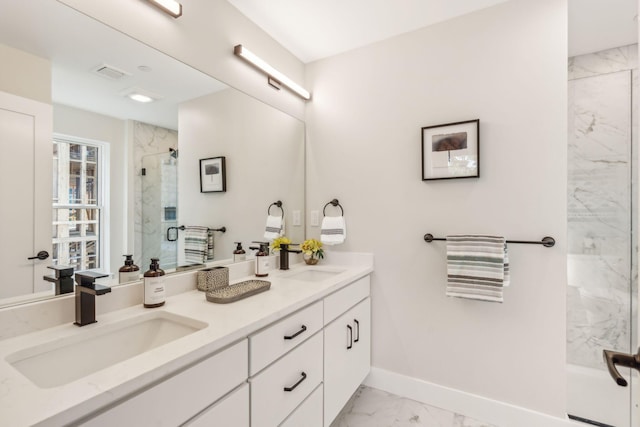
323, 297, 370, 427
184, 383, 249, 427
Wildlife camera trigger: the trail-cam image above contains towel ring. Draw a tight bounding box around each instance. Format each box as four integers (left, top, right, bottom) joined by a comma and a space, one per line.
268, 200, 284, 218
323, 199, 344, 216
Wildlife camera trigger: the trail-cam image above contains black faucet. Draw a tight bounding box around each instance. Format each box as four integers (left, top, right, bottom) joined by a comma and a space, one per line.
43, 265, 75, 295
279, 243, 302, 270
74, 271, 111, 326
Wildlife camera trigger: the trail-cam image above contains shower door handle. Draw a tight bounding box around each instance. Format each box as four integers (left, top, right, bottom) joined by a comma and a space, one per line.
167, 227, 178, 242
603, 348, 640, 387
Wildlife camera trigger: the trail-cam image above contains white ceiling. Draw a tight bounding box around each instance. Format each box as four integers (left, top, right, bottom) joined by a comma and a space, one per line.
0, 0, 225, 130
228, 0, 638, 63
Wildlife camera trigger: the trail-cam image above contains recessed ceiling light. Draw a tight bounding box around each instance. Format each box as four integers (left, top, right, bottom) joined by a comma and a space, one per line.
120, 87, 163, 104
138, 65, 153, 72
128, 93, 154, 103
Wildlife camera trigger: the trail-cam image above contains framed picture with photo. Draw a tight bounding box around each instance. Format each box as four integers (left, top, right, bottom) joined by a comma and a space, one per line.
200, 156, 226, 193
421, 119, 479, 180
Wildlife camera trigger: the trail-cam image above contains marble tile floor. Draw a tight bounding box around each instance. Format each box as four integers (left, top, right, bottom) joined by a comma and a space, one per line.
331, 386, 497, 427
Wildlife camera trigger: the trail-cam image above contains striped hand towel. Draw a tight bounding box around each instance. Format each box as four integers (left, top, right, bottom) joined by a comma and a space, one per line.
184, 226, 209, 264
446, 235, 509, 303
264, 215, 284, 240
321, 216, 346, 245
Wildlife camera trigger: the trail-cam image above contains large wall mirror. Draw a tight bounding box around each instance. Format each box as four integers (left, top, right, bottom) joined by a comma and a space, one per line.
0, 1, 305, 307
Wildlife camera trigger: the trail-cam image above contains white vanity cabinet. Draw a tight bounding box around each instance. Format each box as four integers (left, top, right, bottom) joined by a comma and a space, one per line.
279, 384, 324, 427
79, 340, 248, 427
184, 383, 249, 427
323, 277, 371, 427
249, 302, 324, 427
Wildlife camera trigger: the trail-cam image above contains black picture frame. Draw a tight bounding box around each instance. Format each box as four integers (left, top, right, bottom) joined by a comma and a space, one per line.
200, 156, 226, 193
421, 119, 480, 181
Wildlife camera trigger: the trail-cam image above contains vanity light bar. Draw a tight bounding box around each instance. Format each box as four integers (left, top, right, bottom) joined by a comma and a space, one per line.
234, 44, 311, 100
146, 0, 182, 18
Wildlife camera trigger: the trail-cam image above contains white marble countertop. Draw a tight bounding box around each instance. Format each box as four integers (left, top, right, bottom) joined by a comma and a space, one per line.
0, 254, 373, 427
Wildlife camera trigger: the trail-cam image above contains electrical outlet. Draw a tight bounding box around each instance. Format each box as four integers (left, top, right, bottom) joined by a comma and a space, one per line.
293, 210, 301, 226
310, 210, 320, 227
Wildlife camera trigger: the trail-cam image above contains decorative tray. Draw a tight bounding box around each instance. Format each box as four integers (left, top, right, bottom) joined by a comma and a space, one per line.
205, 279, 271, 304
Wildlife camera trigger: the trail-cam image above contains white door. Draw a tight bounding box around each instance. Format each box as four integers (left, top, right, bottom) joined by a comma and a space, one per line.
0, 91, 52, 299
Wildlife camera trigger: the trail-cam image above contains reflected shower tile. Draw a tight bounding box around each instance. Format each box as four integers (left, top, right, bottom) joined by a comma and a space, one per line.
569, 45, 638, 80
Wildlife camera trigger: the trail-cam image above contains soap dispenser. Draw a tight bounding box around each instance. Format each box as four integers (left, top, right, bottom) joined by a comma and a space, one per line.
119, 255, 140, 284
233, 242, 246, 262
143, 258, 166, 308
251, 242, 270, 277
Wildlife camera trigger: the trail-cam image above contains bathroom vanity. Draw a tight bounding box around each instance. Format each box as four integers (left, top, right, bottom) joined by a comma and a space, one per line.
0, 253, 373, 426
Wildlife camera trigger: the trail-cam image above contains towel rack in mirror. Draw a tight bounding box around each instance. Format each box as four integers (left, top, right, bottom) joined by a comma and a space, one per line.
323, 198, 344, 216
423, 233, 555, 248
268, 200, 284, 218
167, 225, 227, 241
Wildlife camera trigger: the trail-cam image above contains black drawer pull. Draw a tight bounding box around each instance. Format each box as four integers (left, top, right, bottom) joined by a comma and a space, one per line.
354, 319, 360, 343
284, 325, 307, 340
284, 372, 307, 392
347, 325, 353, 350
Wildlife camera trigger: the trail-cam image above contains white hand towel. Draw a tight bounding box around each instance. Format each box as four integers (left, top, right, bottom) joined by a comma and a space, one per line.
445, 235, 508, 303
321, 216, 346, 245
264, 215, 284, 240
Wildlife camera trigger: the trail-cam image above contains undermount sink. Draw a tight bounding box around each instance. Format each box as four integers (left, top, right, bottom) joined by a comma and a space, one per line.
6, 311, 208, 388
282, 268, 345, 282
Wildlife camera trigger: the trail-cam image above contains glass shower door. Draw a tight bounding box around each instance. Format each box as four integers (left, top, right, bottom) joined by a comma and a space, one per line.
567, 51, 637, 427
141, 152, 178, 270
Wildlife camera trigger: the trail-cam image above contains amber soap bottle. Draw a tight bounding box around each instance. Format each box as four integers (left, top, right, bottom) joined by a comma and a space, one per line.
143, 258, 166, 308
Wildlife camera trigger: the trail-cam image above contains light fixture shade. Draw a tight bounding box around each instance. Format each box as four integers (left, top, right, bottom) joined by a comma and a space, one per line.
234, 45, 311, 100
146, 0, 182, 18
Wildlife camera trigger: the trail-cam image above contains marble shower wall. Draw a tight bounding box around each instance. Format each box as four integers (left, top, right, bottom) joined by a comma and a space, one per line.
567, 45, 638, 369
133, 121, 178, 270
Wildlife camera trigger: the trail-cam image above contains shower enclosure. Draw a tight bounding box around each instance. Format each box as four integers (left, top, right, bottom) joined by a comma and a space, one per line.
567, 45, 638, 427
140, 151, 178, 270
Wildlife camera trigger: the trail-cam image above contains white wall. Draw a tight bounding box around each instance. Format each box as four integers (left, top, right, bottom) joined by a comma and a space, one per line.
178, 88, 305, 262
305, 0, 568, 417
53, 104, 127, 274
0, 43, 50, 103
56, 0, 305, 120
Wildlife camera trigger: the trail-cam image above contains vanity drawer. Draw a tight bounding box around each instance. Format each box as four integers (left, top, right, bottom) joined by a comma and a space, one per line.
279, 384, 323, 427
184, 383, 249, 427
80, 339, 248, 427
249, 300, 323, 375
250, 331, 323, 427
324, 275, 369, 325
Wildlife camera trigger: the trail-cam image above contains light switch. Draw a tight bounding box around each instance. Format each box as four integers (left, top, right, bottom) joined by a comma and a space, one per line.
310, 210, 320, 227
293, 210, 301, 226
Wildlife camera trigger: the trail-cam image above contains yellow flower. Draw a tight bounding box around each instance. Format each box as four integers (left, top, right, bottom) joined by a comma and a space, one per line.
271, 236, 292, 252
301, 238, 324, 259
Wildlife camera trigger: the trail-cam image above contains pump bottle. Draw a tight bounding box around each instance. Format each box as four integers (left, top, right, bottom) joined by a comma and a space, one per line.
143, 258, 166, 308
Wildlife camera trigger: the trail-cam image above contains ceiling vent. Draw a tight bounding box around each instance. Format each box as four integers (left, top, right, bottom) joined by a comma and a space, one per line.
92, 64, 130, 80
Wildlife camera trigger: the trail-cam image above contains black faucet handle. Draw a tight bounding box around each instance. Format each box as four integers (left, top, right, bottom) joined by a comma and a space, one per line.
47, 265, 74, 278
74, 271, 110, 287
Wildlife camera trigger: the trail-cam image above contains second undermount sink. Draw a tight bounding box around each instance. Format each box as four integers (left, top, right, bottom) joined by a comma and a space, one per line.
6, 311, 208, 388
282, 268, 345, 282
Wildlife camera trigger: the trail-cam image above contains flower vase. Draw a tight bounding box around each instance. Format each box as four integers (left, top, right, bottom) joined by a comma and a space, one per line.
304, 254, 319, 265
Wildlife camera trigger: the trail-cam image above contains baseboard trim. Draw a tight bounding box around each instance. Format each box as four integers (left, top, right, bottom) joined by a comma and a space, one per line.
363, 367, 573, 427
